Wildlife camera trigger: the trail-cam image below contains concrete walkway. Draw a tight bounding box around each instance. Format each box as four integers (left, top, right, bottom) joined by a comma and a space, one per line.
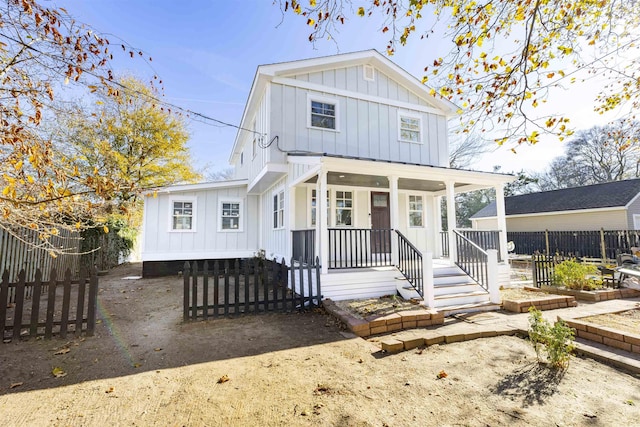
372, 297, 640, 375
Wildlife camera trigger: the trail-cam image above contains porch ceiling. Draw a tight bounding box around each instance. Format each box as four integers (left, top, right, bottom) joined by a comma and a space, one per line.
305, 172, 471, 192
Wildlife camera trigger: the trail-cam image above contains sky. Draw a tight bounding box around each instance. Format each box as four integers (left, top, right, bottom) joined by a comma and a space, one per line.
50, 0, 621, 177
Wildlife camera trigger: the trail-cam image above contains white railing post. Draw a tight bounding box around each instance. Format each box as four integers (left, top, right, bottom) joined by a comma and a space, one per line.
487, 249, 500, 304
423, 252, 435, 308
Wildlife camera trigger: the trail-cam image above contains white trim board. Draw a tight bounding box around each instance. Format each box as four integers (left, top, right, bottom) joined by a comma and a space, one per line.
142, 250, 256, 262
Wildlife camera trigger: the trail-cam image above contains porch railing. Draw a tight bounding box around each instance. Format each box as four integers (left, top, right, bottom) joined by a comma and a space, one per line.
454, 229, 489, 292
440, 231, 449, 257
457, 229, 503, 262
292, 229, 315, 265
328, 228, 393, 269
396, 230, 423, 297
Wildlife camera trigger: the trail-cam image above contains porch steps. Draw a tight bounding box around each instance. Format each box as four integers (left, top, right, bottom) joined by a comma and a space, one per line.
432, 264, 491, 310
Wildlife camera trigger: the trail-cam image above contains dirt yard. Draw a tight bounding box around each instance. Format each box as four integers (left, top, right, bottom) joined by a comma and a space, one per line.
1, 263, 640, 426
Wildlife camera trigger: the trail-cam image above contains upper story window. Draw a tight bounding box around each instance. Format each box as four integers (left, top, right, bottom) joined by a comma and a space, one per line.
219, 200, 242, 232
335, 190, 353, 227
273, 189, 284, 229
308, 95, 339, 131
408, 195, 424, 227
398, 111, 422, 143
171, 198, 196, 232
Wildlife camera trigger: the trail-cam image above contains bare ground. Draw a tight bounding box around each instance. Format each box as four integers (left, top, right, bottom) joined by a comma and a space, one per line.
1, 263, 640, 426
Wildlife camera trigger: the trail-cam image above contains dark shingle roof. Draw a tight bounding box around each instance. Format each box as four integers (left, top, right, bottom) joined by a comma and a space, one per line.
471, 179, 640, 218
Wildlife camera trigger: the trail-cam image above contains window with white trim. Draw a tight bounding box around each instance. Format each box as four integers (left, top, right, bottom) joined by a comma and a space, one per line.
363, 64, 375, 81
310, 189, 330, 227
171, 199, 195, 231
309, 96, 338, 130
408, 195, 424, 227
335, 191, 353, 227
219, 200, 242, 231
398, 112, 422, 143
273, 190, 284, 229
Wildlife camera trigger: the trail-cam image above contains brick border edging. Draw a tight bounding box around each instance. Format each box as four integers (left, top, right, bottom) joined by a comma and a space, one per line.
323, 299, 444, 338
540, 285, 640, 302
503, 294, 577, 313
560, 315, 640, 355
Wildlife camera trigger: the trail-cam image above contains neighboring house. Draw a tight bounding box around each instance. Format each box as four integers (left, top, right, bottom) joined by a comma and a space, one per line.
471, 179, 640, 232
142, 50, 514, 308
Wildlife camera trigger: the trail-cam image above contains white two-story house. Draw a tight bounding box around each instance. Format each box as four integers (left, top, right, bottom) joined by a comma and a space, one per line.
141, 50, 514, 310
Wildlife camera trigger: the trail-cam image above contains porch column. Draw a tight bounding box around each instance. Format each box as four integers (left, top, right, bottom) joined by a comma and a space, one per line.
433, 195, 443, 258
445, 181, 457, 265
389, 175, 399, 265
495, 183, 509, 263
318, 168, 329, 274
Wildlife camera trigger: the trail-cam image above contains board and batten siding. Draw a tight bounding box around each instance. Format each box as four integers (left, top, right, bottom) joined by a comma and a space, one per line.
234, 91, 271, 184
259, 175, 289, 261
292, 65, 433, 107
142, 187, 258, 261
269, 82, 448, 167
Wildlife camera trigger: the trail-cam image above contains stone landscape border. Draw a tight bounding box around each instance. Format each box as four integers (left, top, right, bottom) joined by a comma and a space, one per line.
560, 314, 640, 355
502, 288, 577, 313
541, 285, 640, 302
323, 299, 444, 337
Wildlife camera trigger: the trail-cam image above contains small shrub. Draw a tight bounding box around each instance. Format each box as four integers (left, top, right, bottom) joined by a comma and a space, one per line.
528, 307, 575, 369
552, 259, 602, 290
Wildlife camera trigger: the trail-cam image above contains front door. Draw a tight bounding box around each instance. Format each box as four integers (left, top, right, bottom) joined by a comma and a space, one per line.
371, 192, 391, 253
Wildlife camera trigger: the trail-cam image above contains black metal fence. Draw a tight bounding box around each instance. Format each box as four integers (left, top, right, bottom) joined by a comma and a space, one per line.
1, 267, 98, 342
509, 229, 640, 259
458, 229, 503, 262
396, 230, 423, 297
328, 228, 393, 269
183, 257, 322, 320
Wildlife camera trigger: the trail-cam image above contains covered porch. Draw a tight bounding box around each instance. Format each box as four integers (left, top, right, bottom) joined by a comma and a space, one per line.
288, 154, 514, 307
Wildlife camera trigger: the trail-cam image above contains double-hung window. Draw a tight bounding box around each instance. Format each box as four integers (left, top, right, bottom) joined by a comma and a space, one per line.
335, 191, 353, 227
408, 195, 424, 227
220, 200, 242, 231
398, 112, 422, 143
273, 190, 284, 229
309, 95, 338, 131
171, 200, 195, 231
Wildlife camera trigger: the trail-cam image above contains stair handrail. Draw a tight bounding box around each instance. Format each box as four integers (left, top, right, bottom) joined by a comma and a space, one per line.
453, 229, 489, 292
395, 230, 423, 298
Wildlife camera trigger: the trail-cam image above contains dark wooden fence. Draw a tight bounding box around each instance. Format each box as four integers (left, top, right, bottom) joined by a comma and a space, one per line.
183, 257, 322, 320
1, 267, 98, 342
509, 229, 640, 259
531, 254, 618, 288
292, 229, 315, 265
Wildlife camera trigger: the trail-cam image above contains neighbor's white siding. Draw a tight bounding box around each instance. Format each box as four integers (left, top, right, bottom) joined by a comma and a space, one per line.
142, 187, 258, 261
474, 209, 628, 232
269, 80, 448, 167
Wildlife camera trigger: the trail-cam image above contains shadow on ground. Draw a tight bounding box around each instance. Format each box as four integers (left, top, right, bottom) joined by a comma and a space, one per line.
491, 362, 565, 407
0, 263, 349, 395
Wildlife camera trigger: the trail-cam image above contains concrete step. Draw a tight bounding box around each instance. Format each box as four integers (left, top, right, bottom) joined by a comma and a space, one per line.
440, 301, 502, 317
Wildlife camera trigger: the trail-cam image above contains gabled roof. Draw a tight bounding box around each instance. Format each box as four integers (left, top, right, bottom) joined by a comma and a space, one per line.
229, 50, 459, 163
471, 178, 640, 219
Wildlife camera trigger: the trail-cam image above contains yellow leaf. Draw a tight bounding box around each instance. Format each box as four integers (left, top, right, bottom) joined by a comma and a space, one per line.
27, 175, 34, 184
357, 7, 365, 17
103, 225, 109, 234
14, 160, 23, 171
309, 0, 316, 6
52, 367, 67, 378
307, 18, 315, 26
2, 186, 9, 196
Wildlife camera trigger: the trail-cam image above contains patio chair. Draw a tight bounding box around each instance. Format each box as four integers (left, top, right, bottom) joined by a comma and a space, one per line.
616, 253, 636, 266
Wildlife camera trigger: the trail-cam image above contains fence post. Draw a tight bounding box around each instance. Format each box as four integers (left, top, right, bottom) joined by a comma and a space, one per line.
86, 266, 98, 336
600, 228, 607, 261
544, 230, 550, 255
422, 252, 435, 309
183, 261, 190, 322
487, 250, 500, 304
